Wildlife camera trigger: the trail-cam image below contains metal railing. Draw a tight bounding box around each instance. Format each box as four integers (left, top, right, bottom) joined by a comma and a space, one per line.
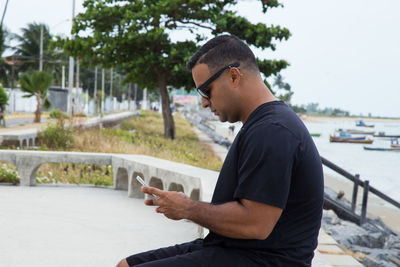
321, 156, 400, 225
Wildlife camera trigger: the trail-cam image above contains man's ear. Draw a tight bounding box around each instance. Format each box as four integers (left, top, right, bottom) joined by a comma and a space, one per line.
230, 68, 241, 86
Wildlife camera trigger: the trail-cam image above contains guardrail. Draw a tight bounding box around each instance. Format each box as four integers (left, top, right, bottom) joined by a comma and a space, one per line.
321, 156, 400, 225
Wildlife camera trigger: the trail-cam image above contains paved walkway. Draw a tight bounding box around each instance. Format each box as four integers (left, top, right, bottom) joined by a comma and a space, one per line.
0, 185, 199, 267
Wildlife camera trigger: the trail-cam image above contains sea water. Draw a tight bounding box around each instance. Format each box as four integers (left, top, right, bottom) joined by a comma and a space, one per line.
217, 119, 400, 203
304, 119, 400, 203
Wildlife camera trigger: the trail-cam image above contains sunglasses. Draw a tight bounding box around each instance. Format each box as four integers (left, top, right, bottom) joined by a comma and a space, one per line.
196, 62, 240, 100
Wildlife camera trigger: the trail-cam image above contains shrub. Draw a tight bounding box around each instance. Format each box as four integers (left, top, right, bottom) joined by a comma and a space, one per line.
49, 109, 69, 120
0, 164, 20, 184
38, 124, 74, 150
0, 85, 8, 105
73, 112, 87, 117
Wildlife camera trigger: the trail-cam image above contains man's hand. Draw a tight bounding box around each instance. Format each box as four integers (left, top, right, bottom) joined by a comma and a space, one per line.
141, 186, 282, 240
141, 186, 193, 220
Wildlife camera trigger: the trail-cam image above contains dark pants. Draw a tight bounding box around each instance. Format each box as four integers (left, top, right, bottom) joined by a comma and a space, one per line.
126, 239, 267, 266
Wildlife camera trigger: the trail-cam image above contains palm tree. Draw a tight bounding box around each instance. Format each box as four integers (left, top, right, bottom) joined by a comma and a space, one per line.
0, 27, 12, 87
19, 71, 53, 122
14, 22, 67, 85
14, 23, 51, 71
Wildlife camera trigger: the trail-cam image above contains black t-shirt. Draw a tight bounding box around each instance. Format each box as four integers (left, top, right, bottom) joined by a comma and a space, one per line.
203, 101, 324, 266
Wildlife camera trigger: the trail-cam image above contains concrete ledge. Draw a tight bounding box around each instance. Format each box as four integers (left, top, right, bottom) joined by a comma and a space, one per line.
0, 150, 219, 203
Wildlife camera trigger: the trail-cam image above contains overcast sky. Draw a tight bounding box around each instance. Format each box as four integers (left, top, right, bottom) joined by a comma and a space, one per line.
2, 0, 399, 117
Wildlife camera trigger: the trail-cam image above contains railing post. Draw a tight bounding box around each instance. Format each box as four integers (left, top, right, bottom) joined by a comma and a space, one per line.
360, 180, 369, 224
351, 174, 360, 212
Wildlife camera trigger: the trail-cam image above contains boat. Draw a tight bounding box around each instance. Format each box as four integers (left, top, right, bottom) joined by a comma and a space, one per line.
346, 129, 375, 135
391, 138, 400, 148
373, 132, 400, 138
364, 146, 400, 151
310, 133, 321, 137
330, 136, 373, 144
356, 120, 374, 128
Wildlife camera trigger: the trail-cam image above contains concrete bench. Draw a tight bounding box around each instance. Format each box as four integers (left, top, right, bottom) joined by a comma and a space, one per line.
0, 150, 219, 203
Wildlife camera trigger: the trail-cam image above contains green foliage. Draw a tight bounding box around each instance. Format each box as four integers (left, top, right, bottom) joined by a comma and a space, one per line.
38, 124, 74, 150
14, 22, 67, 84
119, 110, 221, 170
58, 0, 290, 139
19, 71, 53, 122
0, 27, 13, 87
0, 85, 8, 105
272, 74, 293, 103
49, 109, 69, 120
36, 163, 113, 186
0, 164, 20, 184
73, 112, 87, 117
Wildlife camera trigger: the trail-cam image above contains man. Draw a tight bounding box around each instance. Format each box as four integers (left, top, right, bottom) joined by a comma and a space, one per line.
117, 35, 324, 267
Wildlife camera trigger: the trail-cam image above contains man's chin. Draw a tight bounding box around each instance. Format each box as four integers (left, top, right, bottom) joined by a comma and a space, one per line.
218, 116, 227, 123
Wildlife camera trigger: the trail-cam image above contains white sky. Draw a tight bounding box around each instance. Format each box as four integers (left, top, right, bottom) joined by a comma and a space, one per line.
2, 0, 399, 117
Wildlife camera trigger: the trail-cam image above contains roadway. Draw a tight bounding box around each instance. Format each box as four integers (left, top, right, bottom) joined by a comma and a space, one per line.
2, 114, 49, 128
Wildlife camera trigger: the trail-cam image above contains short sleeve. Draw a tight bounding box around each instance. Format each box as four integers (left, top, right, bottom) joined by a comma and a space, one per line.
234, 123, 299, 209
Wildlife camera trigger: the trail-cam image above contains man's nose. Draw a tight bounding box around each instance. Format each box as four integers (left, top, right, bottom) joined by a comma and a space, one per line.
201, 97, 210, 108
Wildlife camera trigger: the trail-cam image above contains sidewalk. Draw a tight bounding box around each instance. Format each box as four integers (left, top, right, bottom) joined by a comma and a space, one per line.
196, 123, 364, 267
0, 185, 199, 267
0, 111, 139, 147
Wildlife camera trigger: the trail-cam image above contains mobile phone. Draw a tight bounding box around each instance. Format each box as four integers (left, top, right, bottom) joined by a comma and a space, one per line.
136, 176, 149, 187
136, 176, 158, 198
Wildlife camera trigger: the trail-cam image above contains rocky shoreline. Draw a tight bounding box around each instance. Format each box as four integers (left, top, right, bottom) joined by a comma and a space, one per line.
184, 110, 400, 267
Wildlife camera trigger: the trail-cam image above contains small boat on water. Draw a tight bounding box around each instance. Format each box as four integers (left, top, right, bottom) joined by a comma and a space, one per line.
310, 133, 321, 137
346, 129, 375, 135
364, 146, 400, 152
391, 138, 400, 148
356, 120, 374, 128
330, 136, 373, 144
373, 132, 400, 138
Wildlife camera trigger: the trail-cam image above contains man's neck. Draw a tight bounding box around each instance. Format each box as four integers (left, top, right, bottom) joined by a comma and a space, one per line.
240, 84, 277, 124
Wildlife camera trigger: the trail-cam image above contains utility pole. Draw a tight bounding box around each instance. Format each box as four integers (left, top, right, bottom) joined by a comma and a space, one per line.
39, 25, 43, 71
128, 83, 131, 110
11, 55, 15, 89
76, 58, 80, 89
101, 68, 105, 113
67, 0, 76, 116
110, 68, 113, 112
62, 66, 65, 88
94, 66, 97, 114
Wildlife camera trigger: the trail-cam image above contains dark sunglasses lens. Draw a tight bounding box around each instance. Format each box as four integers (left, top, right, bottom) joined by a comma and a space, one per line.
197, 88, 209, 99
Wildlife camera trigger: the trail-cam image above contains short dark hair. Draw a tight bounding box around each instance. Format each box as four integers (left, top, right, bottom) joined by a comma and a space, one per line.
187, 35, 259, 73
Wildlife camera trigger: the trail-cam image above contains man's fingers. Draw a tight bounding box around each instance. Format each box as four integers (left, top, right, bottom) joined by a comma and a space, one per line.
144, 199, 154, 206
141, 186, 164, 197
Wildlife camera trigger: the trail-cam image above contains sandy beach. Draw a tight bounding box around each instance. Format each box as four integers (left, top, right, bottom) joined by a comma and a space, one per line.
324, 173, 400, 233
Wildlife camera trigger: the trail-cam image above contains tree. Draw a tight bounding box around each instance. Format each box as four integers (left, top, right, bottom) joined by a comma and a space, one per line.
19, 71, 53, 123
14, 23, 67, 86
59, 0, 290, 139
0, 85, 8, 126
0, 27, 12, 87
0, 85, 7, 104
272, 74, 293, 103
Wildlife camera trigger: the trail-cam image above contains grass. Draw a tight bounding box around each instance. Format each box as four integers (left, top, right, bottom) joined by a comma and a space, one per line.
1, 110, 223, 186
72, 111, 222, 170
